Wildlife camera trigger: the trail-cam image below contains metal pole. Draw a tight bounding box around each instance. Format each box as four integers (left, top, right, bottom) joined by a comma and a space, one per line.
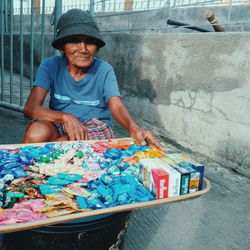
90, 0, 94, 16
1, 0, 5, 102
54, 0, 62, 37
4, 0, 8, 32
10, 0, 13, 103
30, 0, 34, 89
228, 0, 233, 21
101, 0, 105, 12
0, 102, 23, 113
167, 0, 172, 20
20, 0, 24, 106
41, 0, 45, 61
53, 0, 62, 55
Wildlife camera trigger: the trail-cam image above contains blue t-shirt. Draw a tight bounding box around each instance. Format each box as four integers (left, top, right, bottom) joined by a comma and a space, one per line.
33, 56, 120, 126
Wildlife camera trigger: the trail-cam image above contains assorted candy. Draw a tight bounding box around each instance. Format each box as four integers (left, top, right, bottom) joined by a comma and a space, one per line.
0, 139, 158, 225
0, 139, 205, 226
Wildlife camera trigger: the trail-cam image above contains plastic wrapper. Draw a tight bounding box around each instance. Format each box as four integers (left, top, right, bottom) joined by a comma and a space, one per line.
61, 186, 91, 197
39, 184, 63, 195
87, 198, 106, 209
76, 196, 88, 209
0, 199, 47, 225
45, 208, 77, 218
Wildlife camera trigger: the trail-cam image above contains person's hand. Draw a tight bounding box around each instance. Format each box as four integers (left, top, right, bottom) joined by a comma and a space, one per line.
129, 125, 164, 151
62, 113, 89, 141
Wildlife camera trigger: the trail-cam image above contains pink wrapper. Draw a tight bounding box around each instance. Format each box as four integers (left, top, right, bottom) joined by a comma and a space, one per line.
0, 199, 47, 225
13, 199, 45, 212
91, 141, 108, 153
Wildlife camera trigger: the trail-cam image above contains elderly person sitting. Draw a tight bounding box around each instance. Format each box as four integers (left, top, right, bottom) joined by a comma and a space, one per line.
22, 9, 162, 150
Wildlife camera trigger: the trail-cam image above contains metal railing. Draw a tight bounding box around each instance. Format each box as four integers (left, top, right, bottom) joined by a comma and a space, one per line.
12, 0, 250, 14
0, 0, 62, 112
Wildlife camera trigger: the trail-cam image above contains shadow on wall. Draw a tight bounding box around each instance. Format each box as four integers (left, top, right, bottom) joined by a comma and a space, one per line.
98, 33, 192, 154
98, 34, 164, 133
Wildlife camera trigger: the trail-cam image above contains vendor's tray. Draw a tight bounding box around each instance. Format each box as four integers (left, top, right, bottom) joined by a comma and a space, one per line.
0, 139, 211, 233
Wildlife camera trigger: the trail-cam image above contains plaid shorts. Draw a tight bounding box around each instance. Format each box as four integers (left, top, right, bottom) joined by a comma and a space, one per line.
54, 118, 115, 140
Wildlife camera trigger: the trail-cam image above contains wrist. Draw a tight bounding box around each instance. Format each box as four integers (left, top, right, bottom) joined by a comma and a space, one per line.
128, 123, 141, 135
61, 112, 72, 123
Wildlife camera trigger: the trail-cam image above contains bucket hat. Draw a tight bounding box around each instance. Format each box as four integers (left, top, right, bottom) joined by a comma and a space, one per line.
52, 9, 105, 49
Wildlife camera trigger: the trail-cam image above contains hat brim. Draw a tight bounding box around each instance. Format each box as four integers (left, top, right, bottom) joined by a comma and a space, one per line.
52, 24, 105, 49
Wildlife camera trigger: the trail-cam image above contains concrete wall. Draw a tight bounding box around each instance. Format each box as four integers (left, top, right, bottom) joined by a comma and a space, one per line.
10, 5, 250, 33
98, 32, 250, 175
96, 5, 250, 32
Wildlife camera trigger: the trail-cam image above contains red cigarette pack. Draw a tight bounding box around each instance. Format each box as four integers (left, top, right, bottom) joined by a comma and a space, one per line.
151, 168, 169, 199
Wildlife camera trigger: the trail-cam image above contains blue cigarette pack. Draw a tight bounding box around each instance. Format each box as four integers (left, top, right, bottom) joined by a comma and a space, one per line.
167, 154, 205, 190
161, 158, 190, 195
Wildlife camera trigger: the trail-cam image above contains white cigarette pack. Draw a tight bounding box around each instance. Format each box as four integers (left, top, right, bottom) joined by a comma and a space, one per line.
149, 158, 181, 197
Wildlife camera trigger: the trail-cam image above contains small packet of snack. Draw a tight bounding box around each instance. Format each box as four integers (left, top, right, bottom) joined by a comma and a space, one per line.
46, 192, 73, 199
26, 187, 43, 199
6, 192, 25, 198
57, 173, 82, 181
47, 176, 71, 186
24, 165, 39, 172
36, 205, 61, 212
45, 208, 76, 218
61, 186, 91, 197
39, 184, 63, 195
76, 196, 88, 209
45, 193, 73, 206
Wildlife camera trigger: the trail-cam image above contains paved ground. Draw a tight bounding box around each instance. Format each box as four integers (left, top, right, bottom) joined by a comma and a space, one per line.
0, 107, 249, 250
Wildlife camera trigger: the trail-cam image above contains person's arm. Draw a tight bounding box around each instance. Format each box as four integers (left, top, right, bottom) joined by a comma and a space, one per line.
108, 96, 163, 150
23, 86, 89, 140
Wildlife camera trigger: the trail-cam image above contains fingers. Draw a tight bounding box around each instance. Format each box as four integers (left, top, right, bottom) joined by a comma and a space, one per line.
135, 129, 147, 146
71, 123, 89, 141
144, 132, 164, 151
133, 129, 164, 151
67, 127, 88, 141
80, 124, 89, 140
63, 123, 75, 141
62, 115, 89, 141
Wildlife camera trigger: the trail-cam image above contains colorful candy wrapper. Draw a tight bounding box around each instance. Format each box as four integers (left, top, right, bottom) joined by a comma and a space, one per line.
76, 196, 88, 209
100, 174, 113, 185
45, 208, 77, 218
87, 198, 106, 209
45, 194, 74, 207
39, 184, 63, 195
61, 186, 91, 197
47, 176, 72, 186
0, 199, 47, 225
97, 185, 113, 199
57, 173, 82, 181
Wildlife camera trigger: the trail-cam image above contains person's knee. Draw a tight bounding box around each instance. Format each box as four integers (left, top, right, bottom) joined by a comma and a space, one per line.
23, 120, 58, 143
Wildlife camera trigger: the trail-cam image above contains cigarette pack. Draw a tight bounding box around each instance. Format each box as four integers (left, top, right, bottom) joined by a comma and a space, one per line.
167, 154, 205, 190
150, 158, 181, 197
161, 158, 190, 195
178, 162, 200, 193
151, 168, 169, 199
139, 159, 169, 199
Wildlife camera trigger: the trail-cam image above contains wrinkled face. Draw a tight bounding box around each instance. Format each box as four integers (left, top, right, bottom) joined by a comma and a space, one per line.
63, 35, 98, 69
